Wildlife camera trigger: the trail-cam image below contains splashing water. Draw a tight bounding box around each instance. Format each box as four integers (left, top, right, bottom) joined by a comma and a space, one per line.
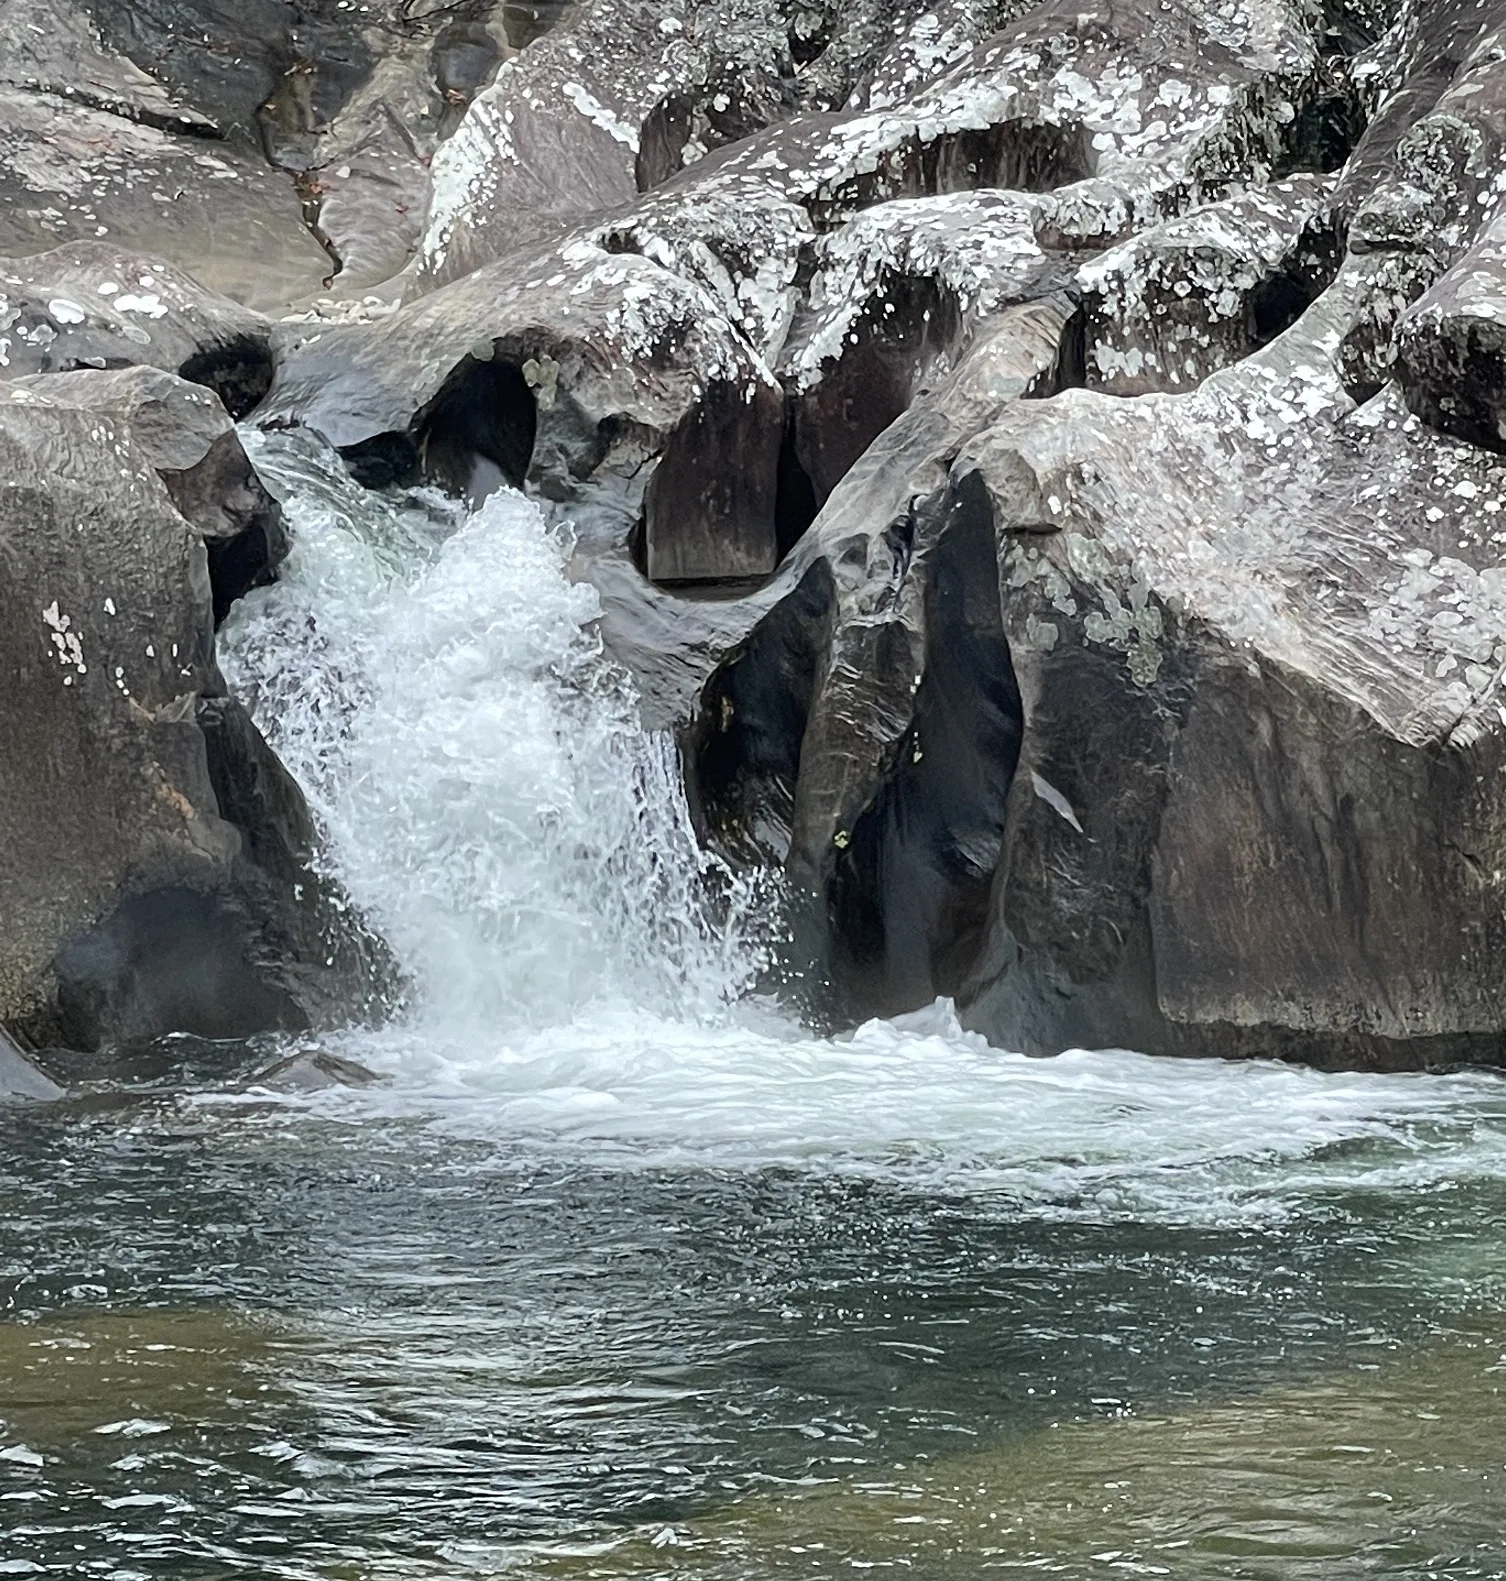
13, 429, 1506, 1581
221, 429, 765, 1038
217, 429, 1506, 1227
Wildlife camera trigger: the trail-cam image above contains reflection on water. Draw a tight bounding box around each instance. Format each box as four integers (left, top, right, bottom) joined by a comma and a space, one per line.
2, 1083, 1506, 1577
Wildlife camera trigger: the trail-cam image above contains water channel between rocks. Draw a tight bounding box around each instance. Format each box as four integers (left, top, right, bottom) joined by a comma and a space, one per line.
4, 433, 1506, 1579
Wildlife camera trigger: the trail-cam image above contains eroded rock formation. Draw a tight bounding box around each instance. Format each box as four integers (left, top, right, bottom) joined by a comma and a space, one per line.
11, 0, 1506, 1069
0, 368, 386, 1052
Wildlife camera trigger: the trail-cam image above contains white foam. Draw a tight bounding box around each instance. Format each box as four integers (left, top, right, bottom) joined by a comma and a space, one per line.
222, 429, 764, 1037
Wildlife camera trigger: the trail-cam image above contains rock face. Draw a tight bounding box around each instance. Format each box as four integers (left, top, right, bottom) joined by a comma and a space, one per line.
0, 368, 386, 1052
265, 0, 1351, 597
14, 0, 1506, 1073
1, 243, 276, 412
0, 0, 571, 310
678, 0, 1506, 1068
250, 0, 1506, 1070
263, 238, 789, 581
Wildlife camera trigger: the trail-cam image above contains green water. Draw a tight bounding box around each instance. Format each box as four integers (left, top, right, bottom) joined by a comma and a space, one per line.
2, 1047, 1506, 1579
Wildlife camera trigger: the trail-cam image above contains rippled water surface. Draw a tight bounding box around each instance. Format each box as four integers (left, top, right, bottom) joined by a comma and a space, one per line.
4, 1053, 1506, 1579
7, 433, 1506, 1577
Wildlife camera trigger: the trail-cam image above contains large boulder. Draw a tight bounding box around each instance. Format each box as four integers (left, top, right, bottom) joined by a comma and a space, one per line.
957, 267, 1506, 1068
673, 0, 1506, 1068
5, 364, 289, 619
687, 293, 1077, 1011
1076, 175, 1343, 394
0, 242, 277, 416
418, 0, 810, 292
0, 369, 386, 1052
694, 245, 1506, 1065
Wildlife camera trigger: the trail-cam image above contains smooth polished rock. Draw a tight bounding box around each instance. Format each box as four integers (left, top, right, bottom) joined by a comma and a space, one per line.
0, 373, 387, 1052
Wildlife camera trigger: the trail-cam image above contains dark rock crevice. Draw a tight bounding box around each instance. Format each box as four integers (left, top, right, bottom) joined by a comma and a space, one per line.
824, 474, 1022, 1016
500, 0, 574, 50
687, 558, 836, 869
1396, 315, 1506, 455
810, 118, 1097, 230
635, 86, 781, 192
418, 352, 540, 499
643, 376, 786, 583
334, 349, 540, 497
1248, 269, 1320, 347
178, 336, 277, 421
774, 406, 820, 561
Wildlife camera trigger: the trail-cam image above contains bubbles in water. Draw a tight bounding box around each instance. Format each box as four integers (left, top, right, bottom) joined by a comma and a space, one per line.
221, 429, 769, 1038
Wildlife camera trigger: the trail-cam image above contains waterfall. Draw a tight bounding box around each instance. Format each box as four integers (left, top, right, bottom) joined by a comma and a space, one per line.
220, 428, 767, 1041
214, 430, 1506, 1217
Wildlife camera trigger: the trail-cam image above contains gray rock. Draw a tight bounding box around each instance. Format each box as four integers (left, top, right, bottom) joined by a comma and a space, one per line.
0, 77, 331, 311
419, 0, 1334, 292
1077, 176, 1342, 395
4, 366, 289, 620
687, 294, 1076, 1012
699, 241, 1506, 1065
781, 189, 1064, 506
0, 373, 388, 1052
246, 1048, 381, 1092
674, 0, 1506, 1068
956, 261, 1506, 1068
0, 0, 539, 309
417, 0, 802, 292
269, 0, 1343, 594
25, 0, 1503, 1077
0, 242, 275, 416
797, 0, 1037, 116
1394, 207, 1506, 449
0, 1026, 66, 1101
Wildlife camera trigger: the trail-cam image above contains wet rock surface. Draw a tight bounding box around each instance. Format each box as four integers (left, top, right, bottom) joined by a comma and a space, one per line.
245, 1048, 382, 1093
0, 0, 571, 311
0, 1027, 66, 1102
16, 0, 1506, 1069
0, 243, 275, 408
668, 0, 1506, 1067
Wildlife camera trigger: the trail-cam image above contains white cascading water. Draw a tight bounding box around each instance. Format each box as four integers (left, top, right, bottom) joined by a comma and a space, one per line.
218, 429, 1506, 1220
